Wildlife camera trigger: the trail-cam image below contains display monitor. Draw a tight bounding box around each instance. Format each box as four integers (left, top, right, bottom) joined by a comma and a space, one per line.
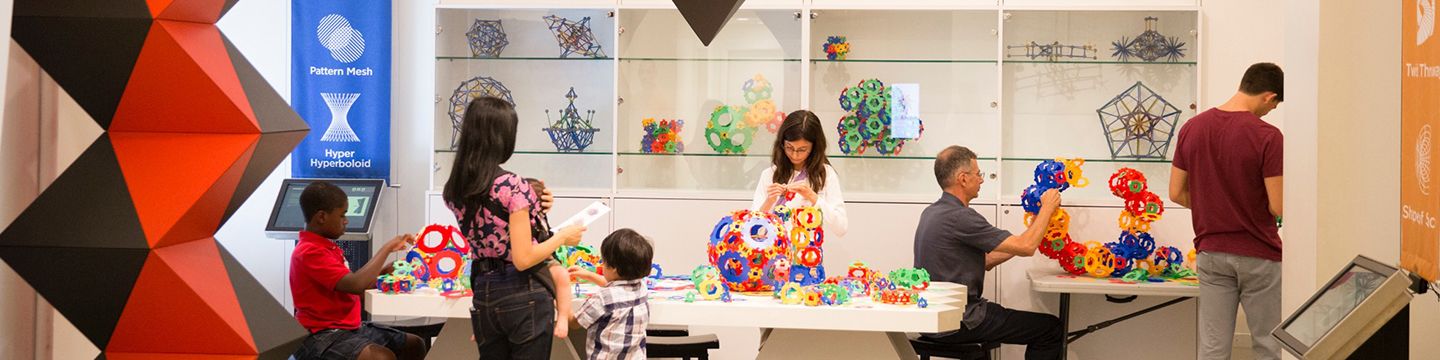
1273, 255, 1413, 360
265, 178, 385, 241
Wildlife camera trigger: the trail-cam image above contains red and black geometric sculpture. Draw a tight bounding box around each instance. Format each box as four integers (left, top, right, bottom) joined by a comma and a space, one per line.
0, 0, 309, 358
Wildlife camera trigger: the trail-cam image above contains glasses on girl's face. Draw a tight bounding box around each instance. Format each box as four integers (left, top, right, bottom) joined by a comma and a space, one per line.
784, 146, 810, 154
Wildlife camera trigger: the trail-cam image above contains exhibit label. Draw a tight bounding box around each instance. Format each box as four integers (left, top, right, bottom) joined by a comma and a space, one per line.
1402, 0, 1439, 281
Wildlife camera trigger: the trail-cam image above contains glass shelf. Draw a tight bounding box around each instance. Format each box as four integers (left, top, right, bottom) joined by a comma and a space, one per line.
809, 59, 998, 64
435, 150, 614, 156
437, 56, 615, 61
619, 57, 802, 62
1002, 60, 1197, 65
433, 151, 614, 191
1002, 157, 1172, 164
616, 152, 1002, 161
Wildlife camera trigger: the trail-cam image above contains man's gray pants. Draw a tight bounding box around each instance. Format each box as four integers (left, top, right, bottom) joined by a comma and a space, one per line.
1198, 251, 1283, 360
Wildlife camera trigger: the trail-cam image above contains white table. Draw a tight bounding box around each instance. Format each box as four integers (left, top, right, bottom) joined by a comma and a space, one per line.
367, 282, 968, 359
1028, 267, 1199, 358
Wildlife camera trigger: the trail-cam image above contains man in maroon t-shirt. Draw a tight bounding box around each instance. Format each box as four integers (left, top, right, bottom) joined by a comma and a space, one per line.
1171, 63, 1284, 360
290, 182, 426, 360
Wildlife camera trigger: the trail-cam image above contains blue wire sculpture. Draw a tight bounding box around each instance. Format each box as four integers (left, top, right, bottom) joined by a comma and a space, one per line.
1110, 17, 1187, 62
1096, 82, 1181, 160
465, 19, 509, 58
543, 15, 606, 58
543, 87, 600, 152
447, 76, 515, 150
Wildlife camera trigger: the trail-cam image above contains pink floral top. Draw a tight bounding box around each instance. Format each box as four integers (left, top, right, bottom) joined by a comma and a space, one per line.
447, 172, 543, 262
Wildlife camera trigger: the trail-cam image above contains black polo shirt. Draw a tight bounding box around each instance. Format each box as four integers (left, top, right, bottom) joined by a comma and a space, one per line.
913, 192, 1011, 329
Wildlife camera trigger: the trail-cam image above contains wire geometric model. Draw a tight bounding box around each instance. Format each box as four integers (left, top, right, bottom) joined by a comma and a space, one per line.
543, 15, 606, 58
1096, 82, 1181, 160
1006, 41, 1097, 61
641, 118, 684, 153
465, 19, 509, 57
447, 76, 515, 150
543, 87, 600, 152
320, 92, 361, 142
0, 1, 311, 358
1110, 17, 1188, 62
835, 79, 924, 156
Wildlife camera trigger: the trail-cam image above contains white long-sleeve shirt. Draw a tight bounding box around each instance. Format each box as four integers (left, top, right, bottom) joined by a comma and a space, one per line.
749, 164, 849, 238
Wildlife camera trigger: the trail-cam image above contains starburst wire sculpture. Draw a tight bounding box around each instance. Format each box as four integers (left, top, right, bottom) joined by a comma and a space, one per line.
1111, 17, 1187, 62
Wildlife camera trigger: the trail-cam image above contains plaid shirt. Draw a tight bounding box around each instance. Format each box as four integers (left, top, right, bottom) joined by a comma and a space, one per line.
576, 279, 650, 360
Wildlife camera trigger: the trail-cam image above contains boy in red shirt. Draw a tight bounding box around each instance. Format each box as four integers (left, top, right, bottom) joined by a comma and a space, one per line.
290, 181, 427, 360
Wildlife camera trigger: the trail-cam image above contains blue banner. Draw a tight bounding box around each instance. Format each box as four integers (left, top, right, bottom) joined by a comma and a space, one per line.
291, 0, 391, 180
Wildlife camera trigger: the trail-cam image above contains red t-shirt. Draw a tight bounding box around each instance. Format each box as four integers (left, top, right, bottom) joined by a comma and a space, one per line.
290, 231, 360, 333
1173, 108, 1284, 261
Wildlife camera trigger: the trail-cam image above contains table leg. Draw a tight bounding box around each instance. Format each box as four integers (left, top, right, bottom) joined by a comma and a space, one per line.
428, 318, 475, 360
755, 329, 918, 360
425, 317, 582, 360
1059, 293, 1070, 360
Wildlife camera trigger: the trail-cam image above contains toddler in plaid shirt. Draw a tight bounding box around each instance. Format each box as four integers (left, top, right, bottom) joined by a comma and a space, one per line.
568, 228, 654, 360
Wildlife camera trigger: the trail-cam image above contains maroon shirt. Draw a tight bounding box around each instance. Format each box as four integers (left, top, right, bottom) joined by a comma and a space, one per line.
1173, 108, 1283, 261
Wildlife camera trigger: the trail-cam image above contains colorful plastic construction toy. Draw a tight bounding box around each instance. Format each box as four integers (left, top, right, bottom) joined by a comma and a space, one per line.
1110, 17, 1188, 63
1023, 162, 1193, 280
1005, 41, 1097, 61
703, 74, 782, 153
741, 74, 784, 134
705, 105, 755, 154
543, 87, 600, 152
378, 224, 473, 295
640, 118, 684, 153
465, 19, 508, 57
543, 15, 606, 58
1097, 82, 1181, 160
448, 76, 515, 150
708, 210, 795, 292
554, 244, 601, 274
835, 79, 924, 155
823, 36, 850, 60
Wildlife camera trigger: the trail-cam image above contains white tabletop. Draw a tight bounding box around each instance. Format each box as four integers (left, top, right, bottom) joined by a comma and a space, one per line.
1027, 267, 1199, 297
367, 281, 969, 334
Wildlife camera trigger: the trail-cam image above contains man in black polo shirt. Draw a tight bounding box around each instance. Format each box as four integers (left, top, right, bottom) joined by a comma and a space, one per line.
914, 145, 1064, 360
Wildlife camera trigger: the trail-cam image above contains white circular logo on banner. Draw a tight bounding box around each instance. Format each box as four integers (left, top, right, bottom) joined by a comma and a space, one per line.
317, 14, 366, 63
1419, 124, 1433, 195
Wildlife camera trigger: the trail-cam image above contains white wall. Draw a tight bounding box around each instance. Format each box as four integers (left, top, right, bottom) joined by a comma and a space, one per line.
213, 0, 296, 311
1288, 1, 1440, 359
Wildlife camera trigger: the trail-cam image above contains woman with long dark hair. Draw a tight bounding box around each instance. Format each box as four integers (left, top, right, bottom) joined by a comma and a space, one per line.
751, 110, 849, 237
444, 96, 584, 359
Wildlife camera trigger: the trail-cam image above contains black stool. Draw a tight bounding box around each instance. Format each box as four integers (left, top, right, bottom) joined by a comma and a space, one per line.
646, 333, 720, 360
646, 324, 691, 337
909, 335, 999, 360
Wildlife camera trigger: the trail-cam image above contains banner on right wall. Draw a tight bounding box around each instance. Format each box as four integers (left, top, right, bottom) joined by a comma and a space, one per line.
1403, 0, 1440, 282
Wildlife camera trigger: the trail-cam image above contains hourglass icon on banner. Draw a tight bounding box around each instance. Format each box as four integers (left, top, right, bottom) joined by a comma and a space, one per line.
320, 92, 361, 142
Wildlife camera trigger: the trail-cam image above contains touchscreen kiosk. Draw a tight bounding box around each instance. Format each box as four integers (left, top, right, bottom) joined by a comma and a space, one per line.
265, 178, 384, 241
1273, 255, 1414, 360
